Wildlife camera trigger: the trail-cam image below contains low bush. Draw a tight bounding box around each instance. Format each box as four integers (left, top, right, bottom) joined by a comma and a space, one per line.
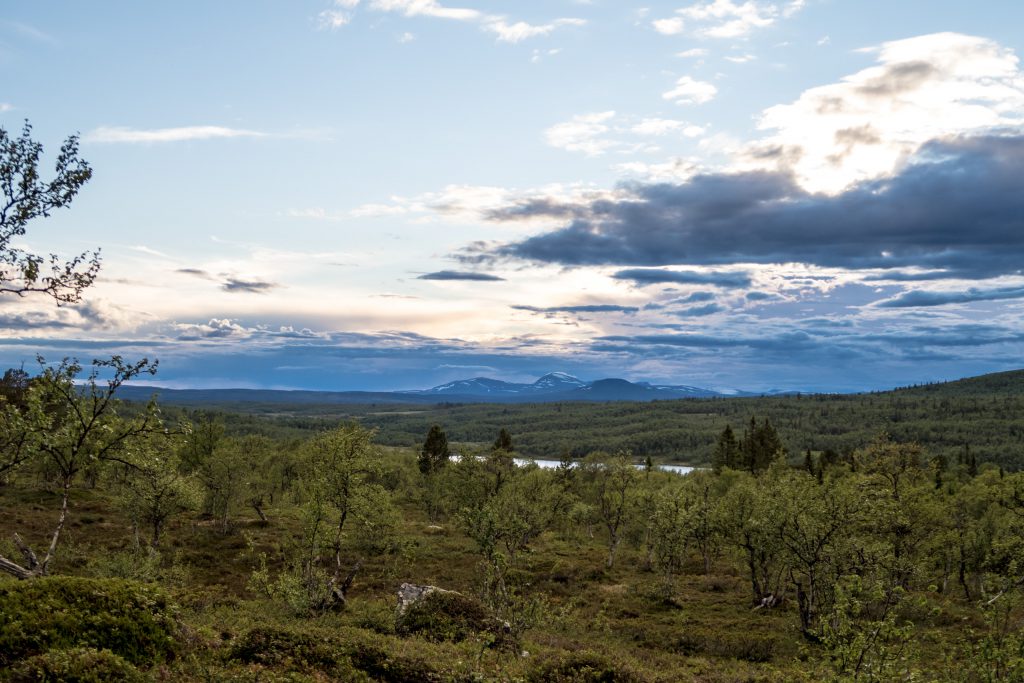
5, 647, 145, 683
229, 626, 338, 670
528, 650, 647, 683
230, 625, 440, 682
346, 638, 439, 683
0, 576, 180, 667
673, 629, 778, 663
396, 589, 502, 643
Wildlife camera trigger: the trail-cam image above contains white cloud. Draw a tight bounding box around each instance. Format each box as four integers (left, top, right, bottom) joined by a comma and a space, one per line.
174, 318, 252, 340
546, 113, 707, 156
652, 17, 685, 35
85, 126, 267, 143
545, 111, 618, 155
679, 0, 775, 38
483, 17, 585, 44
0, 103, 12, 113
339, 1, 583, 43
339, 182, 625, 229
662, 76, 718, 104
369, 0, 480, 21
318, 0, 361, 29
399, 31, 415, 42
676, 48, 708, 58
614, 157, 701, 182
744, 32, 1024, 193
656, 0, 806, 40
631, 118, 704, 137
318, 10, 352, 29
725, 53, 756, 63
782, 0, 805, 17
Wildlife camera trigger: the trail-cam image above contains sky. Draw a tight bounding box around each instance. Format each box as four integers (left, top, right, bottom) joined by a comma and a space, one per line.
1, 0, 1023, 393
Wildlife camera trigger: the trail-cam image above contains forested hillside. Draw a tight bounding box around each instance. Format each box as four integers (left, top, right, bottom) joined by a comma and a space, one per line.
133, 369, 1024, 471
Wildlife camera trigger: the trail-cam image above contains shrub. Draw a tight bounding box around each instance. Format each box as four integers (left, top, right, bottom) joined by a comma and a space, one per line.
528, 650, 647, 683
346, 638, 439, 683
0, 576, 180, 667
229, 626, 338, 670
6, 647, 145, 683
673, 629, 778, 663
396, 589, 503, 643
231, 625, 438, 682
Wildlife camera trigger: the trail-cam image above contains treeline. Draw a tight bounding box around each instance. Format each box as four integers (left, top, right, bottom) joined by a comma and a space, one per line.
130, 383, 1024, 470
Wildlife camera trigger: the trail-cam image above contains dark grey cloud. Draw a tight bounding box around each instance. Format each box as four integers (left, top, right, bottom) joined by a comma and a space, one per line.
179, 269, 278, 293
671, 291, 717, 304
512, 304, 640, 314
612, 269, 752, 288
418, 270, 505, 281
878, 285, 1024, 308
176, 268, 215, 280
597, 331, 817, 350
476, 135, 1024, 279
222, 278, 278, 294
745, 291, 777, 301
673, 303, 726, 317
0, 313, 73, 330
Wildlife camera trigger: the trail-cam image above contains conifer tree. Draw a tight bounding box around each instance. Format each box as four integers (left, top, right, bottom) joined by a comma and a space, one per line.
712, 424, 740, 472
418, 424, 450, 475
493, 427, 514, 452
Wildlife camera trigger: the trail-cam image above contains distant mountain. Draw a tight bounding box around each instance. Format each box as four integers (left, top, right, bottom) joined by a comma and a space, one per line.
112, 368, 1024, 409
531, 372, 589, 393
408, 373, 721, 401
414, 377, 532, 396
411, 372, 591, 397
117, 372, 731, 405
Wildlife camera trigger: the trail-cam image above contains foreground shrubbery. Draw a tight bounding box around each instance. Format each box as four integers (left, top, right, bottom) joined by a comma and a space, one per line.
0, 577, 180, 668
396, 588, 505, 644
228, 624, 446, 682
1, 369, 1023, 681
6, 648, 145, 683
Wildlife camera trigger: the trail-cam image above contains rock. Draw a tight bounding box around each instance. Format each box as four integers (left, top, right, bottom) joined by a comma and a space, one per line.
396, 583, 451, 621
394, 583, 511, 646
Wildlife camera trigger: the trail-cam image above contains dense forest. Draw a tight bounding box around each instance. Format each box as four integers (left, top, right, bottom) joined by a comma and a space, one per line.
1, 360, 1022, 681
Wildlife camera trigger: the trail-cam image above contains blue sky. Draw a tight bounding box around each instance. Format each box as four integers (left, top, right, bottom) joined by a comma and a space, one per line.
2, 1, 1023, 393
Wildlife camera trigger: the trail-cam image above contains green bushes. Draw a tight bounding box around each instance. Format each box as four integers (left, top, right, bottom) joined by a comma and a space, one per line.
5, 648, 145, 683
396, 589, 505, 644
672, 628, 779, 663
0, 576, 180, 668
229, 626, 338, 670
228, 625, 439, 682
528, 650, 647, 682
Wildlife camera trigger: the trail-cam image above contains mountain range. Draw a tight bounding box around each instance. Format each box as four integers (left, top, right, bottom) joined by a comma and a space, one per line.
403, 372, 735, 401
117, 372, 763, 405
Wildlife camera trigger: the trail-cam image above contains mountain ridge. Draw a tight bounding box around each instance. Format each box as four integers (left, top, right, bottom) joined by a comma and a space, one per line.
112, 368, 1024, 406
116, 372, 733, 405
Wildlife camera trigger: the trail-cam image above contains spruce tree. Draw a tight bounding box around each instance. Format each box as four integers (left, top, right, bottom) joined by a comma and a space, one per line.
493, 427, 514, 452
419, 424, 450, 475
712, 424, 740, 472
